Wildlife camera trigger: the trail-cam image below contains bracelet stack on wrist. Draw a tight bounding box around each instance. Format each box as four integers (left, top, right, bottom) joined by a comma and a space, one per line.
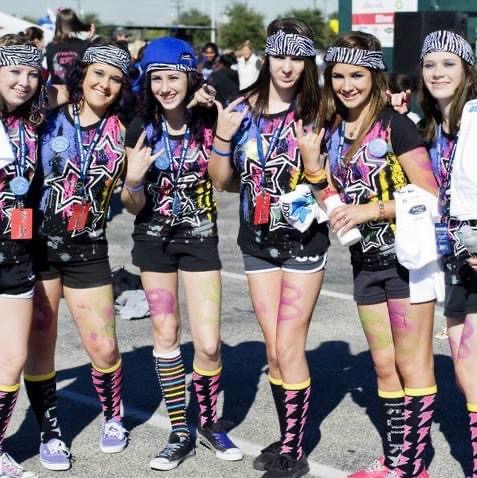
212, 145, 231, 157
125, 181, 144, 193
304, 168, 328, 190
374, 199, 385, 221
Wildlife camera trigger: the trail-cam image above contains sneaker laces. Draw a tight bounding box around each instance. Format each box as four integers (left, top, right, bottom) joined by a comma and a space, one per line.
212, 431, 236, 450
104, 420, 127, 440
0, 452, 25, 476
385, 471, 402, 478
158, 442, 184, 458
45, 439, 71, 457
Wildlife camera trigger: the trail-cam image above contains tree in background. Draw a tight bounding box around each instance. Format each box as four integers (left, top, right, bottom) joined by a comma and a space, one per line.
176, 9, 211, 47
281, 8, 337, 49
219, 2, 265, 51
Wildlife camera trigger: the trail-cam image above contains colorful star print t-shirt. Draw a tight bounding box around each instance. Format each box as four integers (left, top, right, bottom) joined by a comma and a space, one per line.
0, 117, 38, 264
125, 117, 217, 241
232, 106, 329, 260
429, 128, 477, 259
327, 108, 423, 266
36, 106, 126, 262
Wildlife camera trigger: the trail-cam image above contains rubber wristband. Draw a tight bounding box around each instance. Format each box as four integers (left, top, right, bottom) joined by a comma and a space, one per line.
125, 182, 144, 193
215, 134, 232, 143
212, 145, 231, 157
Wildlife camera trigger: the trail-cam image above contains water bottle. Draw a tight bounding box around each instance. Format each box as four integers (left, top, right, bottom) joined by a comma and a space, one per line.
322, 189, 362, 247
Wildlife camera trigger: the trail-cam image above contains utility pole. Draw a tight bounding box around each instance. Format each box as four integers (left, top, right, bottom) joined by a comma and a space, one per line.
171, 0, 183, 22
210, 0, 216, 43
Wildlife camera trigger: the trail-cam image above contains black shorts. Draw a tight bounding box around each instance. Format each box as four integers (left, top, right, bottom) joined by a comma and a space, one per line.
34, 256, 112, 289
444, 259, 477, 319
0, 259, 35, 296
353, 263, 409, 305
243, 252, 327, 274
132, 237, 222, 273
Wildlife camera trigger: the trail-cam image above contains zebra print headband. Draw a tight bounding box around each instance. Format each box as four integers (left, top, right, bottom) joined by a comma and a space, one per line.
420, 30, 475, 65
82, 45, 131, 75
0, 44, 42, 69
324, 46, 387, 71
265, 30, 316, 57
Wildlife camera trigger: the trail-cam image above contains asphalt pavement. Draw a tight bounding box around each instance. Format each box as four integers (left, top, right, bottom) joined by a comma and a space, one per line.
5, 190, 470, 478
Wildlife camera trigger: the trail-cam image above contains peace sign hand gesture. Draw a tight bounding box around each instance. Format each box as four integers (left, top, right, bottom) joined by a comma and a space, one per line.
215, 96, 249, 142
125, 132, 162, 186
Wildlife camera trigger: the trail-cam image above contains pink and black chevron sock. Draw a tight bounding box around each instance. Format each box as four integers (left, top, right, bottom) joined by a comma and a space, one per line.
91, 360, 123, 421
24, 371, 62, 443
378, 389, 405, 469
154, 349, 189, 436
0, 384, 19, 451
269, 375, 286, 439
192, 365, 222, 429
280, 379, 311, 461
467, 404, 477, 478
395, 386, 436, 477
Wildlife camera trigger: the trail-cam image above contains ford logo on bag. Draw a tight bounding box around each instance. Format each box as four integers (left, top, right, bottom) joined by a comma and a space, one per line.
409, 204, 427, 215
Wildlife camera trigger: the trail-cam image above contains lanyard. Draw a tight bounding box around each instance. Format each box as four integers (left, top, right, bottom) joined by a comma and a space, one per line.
435, 124, 459, 216
161, 117, 191, 190
336, 121, 346, 162
255, 103, 293, 187
6, 120, 27, 178
72, 104, 108, 192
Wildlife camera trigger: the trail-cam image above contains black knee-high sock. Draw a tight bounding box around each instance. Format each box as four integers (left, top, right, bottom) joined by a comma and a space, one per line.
378, 389, 405, 469
24, 371, 62, 443
269, 374, 286, 439
396, 386, 436, 477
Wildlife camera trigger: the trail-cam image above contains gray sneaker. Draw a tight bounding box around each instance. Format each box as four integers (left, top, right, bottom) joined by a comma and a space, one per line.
150, 432, 195, 471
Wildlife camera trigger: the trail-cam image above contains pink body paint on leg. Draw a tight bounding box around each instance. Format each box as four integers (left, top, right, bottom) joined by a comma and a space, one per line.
388, 299, 412, 332
278, 280, 302, 322
145, 288, 177, 317
458, 319, 474, 360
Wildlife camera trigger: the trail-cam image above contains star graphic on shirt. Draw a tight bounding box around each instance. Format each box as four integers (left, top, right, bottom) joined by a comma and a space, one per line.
361, 221, 391, 253
343, 145, 386, 201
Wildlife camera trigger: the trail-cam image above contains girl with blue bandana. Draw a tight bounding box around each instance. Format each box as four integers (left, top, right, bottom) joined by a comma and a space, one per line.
121, 36, 243, 471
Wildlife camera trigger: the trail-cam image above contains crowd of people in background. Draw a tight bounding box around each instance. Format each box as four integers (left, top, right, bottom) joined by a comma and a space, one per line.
0, 5, 477, 478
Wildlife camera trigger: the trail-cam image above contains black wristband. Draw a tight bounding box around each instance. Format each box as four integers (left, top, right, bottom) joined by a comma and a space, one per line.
215, 134, 232, 143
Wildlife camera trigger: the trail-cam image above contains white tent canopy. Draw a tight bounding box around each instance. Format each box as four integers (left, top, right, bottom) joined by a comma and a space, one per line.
0, 11, 37, 36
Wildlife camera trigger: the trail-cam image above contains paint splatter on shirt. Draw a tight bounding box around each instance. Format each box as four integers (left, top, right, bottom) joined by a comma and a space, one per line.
328, 108, 423, 264
0, 117, 38, 264
125, 117, 217, 242
35, 106, 126, 262
232, 105, 329, 260
429, 128, 477, 258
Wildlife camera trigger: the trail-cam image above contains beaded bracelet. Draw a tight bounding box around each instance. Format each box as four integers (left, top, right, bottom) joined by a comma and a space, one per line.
125, 182, 144, 193
212, 145, 231, 157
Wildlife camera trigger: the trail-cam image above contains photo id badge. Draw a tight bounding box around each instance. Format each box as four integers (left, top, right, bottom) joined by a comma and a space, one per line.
254, 191, 271, 225
67, 203, 91, 232
10, 208, 33, 240
435, 222, 451, 255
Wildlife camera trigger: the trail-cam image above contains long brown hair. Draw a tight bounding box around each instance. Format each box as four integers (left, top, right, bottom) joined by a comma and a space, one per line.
319, 31, 388, 163
418, 57, 477, 143
53, 8, 90, 43
0, 34, 45, 126
243, 18, 320, 124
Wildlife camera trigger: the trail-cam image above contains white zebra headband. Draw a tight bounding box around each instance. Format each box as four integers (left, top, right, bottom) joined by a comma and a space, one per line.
324, 46, 387, 71
265, 30, 316, 57
82, 45, 131, 75
0, 44, 42, 69
420, 30, 475, 65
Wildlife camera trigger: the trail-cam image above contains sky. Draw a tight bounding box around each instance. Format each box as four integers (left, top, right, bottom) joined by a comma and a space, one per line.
1, 0, 338, 27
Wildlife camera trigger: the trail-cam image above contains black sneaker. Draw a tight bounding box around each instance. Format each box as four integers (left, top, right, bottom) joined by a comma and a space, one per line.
149, 432, 195, 471
253, 440, 282, 471
262, 454, 310, 478
197, 421, 243, 461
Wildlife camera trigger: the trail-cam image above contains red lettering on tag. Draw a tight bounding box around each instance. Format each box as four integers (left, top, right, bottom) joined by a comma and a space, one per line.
254, 191, 271, 225
67, 203, 91, 232
11, 208, 33, 240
